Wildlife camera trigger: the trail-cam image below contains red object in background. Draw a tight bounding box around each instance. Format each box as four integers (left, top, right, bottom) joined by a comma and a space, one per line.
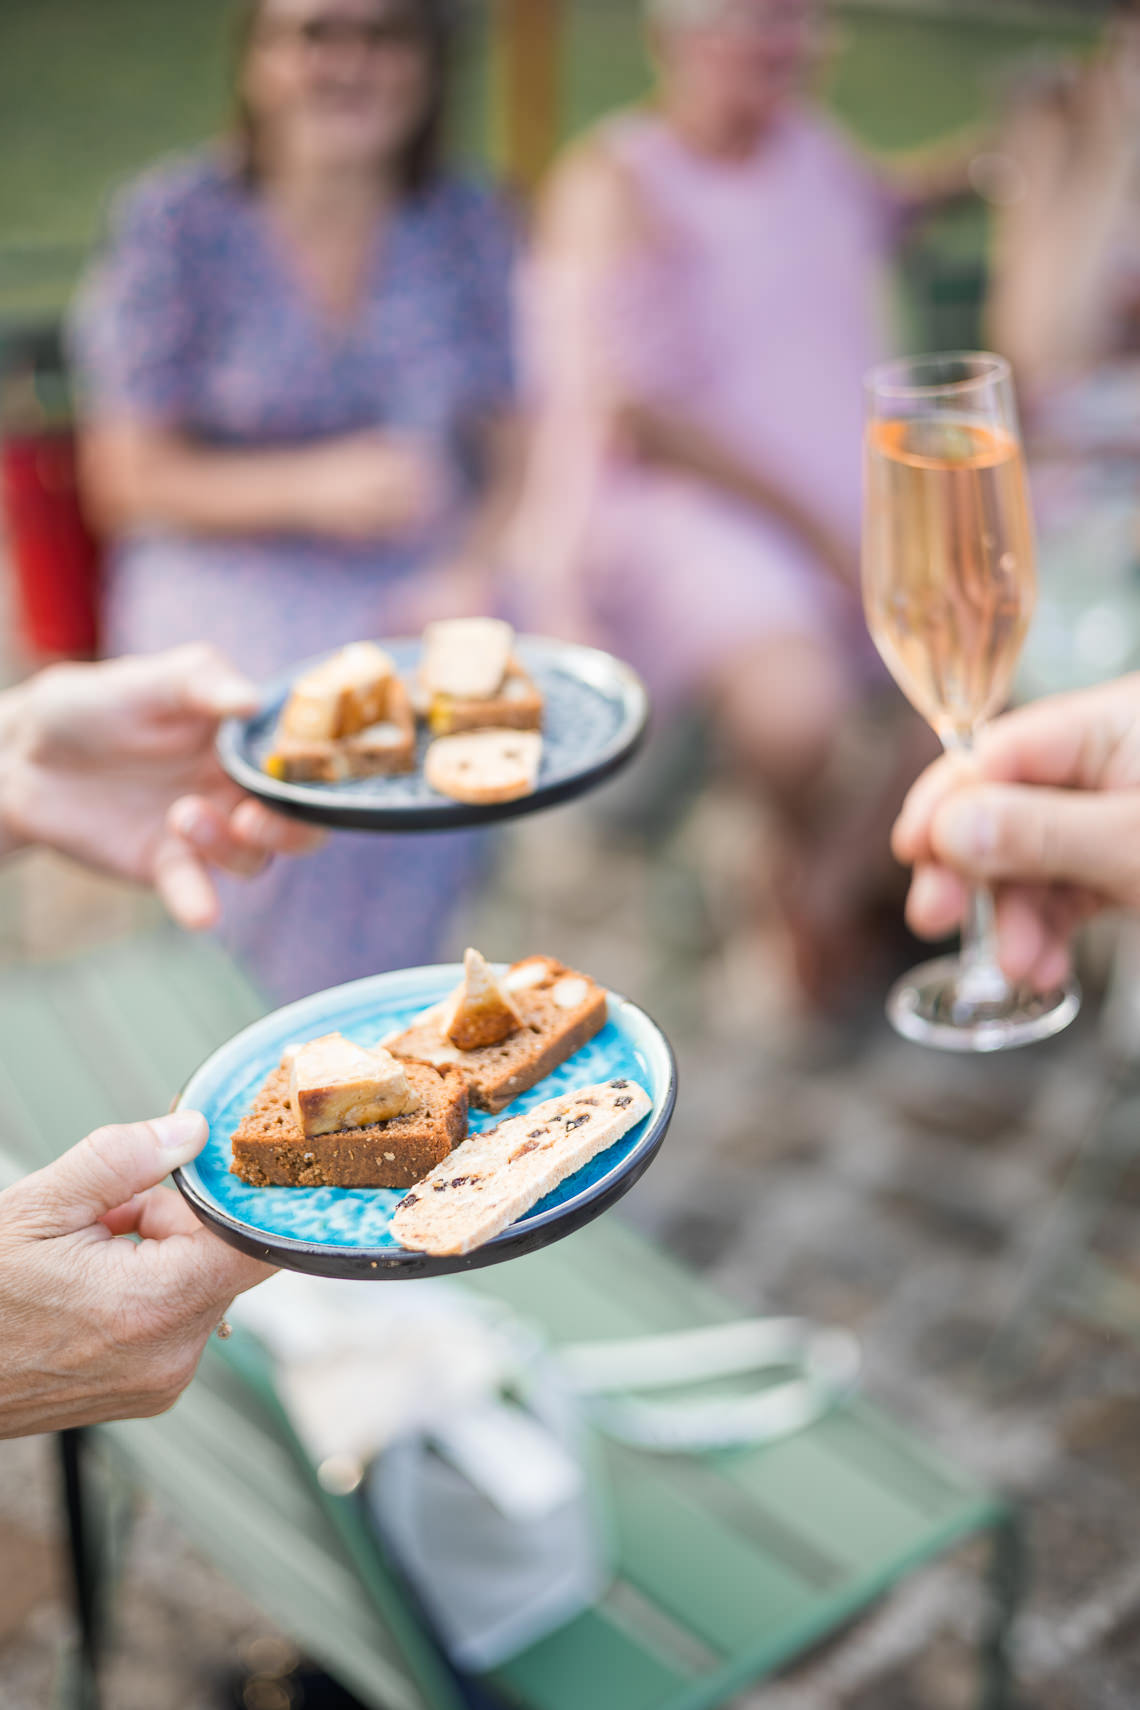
1, 429, 101, 659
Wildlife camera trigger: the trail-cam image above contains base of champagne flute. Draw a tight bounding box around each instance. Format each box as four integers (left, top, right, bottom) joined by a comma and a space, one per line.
886, 955, 1081, 1053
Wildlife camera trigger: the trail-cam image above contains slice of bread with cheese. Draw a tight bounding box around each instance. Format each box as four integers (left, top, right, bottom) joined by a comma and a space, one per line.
267, 664, 415, 781
419, 618, 544, 736
280, 643, 397, 742
427, 659, 544, 737
390, 1077, 652, 1255
231, 1056, 467, 1189
388, 954, 608, 1113
424, 729, 542, 805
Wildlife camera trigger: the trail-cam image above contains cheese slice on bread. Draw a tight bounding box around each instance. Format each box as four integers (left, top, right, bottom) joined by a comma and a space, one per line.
280, 643, 396, 742
422, 618, 514, 701
267, 662, 415, 781
388, 954, 608, 1113
419, 619, 544, 737
231, 1056, 467, 1189
391, 1078, 652, 1255
288, 1032, 413, 1138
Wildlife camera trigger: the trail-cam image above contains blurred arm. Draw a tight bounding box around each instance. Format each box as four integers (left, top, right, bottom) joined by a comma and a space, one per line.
987, 77, 1136, 393
615, 403, 857, 587
78, 421, 440, 543
80, 421, 318, 535
512, 142, 856, 604
878, 122, 989, 219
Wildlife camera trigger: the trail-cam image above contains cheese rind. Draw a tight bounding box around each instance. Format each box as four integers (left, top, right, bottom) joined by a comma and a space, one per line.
438, 948, 523, 1050
288, 1032, 412, 1138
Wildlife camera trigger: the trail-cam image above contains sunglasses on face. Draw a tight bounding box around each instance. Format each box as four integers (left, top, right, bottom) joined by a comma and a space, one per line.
257, 10, 427, 52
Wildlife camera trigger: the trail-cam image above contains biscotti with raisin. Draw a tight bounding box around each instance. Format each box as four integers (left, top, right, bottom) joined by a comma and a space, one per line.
391, 1078, 652, 1255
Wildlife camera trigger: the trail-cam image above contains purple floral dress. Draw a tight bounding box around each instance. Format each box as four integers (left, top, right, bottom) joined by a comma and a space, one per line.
70, 150, 516, 1003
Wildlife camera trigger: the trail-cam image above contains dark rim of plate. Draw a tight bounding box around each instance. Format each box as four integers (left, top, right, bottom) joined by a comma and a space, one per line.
215, 635, 651, 831
171, 990, 677, 1280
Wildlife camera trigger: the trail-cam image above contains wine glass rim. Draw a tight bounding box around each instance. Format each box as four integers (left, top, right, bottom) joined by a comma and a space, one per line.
865, 350, 1012, 400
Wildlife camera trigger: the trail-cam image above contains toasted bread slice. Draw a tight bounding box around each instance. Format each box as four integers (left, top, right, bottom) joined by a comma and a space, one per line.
230, 1059, 467, 1188
343, 678, 416, 776
388, 955, 608, 1113
426, 658, 544, 737
267, 676, 415, 782
391, 1078, 652, 1255
264, 736, 350, 784
424, 729, 542, 805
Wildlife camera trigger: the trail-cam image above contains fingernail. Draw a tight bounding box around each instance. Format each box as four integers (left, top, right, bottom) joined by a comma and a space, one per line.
152, 1110, 208, 1155
936, 799, 996, 864
909, 866, 945, 916
168, 798, 207, 839
171, 800, 222, 850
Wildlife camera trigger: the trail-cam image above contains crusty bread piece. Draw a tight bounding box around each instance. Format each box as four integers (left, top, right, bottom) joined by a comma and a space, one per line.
280, 643, 396, 742
264, 735, 350, 784
391, 1078, 652, 1255
388, 955, 608, 1113
267, 676, 415, 782
421, 618, 514, 701
426, 658, 545, 737
231, 1059, 467, 1189
342, 678, 416, 776
424, 729, 542, 805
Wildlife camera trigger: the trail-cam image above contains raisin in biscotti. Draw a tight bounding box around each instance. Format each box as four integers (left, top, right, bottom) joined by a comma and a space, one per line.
230, 1060, 467, 1188
391, 1078, 652, 1255
388, 956, 608, 1114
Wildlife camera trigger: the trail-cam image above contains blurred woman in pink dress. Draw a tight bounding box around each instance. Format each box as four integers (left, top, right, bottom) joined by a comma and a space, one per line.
511, 0, 963, 1002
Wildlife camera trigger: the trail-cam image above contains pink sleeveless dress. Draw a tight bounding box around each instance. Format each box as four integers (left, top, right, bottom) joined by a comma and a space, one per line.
517, 107, 897, 706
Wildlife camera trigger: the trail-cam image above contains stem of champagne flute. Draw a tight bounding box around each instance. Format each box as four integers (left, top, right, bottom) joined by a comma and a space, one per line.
943, 730, 1011, 1007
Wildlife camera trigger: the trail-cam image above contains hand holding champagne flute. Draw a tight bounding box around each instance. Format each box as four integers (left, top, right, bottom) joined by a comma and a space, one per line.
862, 352, 1080, 1050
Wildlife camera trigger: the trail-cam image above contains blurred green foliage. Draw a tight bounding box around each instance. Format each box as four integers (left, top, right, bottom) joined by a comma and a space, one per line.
0, 0, 1097, 318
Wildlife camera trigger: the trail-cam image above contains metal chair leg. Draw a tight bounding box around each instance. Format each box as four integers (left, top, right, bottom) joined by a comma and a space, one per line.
58, 1428, 102, 1710
978, 1509, 1025, 1710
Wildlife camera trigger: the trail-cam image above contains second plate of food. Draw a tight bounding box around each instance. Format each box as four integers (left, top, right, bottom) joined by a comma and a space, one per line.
173, 955, 676, 1279
217, 627, 650, 832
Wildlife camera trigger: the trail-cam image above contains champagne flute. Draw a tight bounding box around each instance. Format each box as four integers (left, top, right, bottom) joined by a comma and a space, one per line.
862, 351, 1080, 1051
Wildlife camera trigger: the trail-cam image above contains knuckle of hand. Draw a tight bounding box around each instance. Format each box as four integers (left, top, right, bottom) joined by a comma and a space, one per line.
82, 1125, 138, 1204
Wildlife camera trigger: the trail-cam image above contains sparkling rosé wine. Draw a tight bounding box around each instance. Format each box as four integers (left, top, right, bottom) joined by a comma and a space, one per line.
862, 417, 1036, 740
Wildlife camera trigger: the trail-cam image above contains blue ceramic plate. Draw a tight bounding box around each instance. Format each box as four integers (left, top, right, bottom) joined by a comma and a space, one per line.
217, 636, 650, 832
173, 963, 677, 1279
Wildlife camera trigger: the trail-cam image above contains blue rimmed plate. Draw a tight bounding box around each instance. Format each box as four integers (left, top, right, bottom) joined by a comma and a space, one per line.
173, 963, 677, 1279
217, 636, 650, 832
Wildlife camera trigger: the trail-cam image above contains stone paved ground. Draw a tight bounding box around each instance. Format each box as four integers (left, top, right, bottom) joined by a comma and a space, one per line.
4, 771, 1140, 1708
